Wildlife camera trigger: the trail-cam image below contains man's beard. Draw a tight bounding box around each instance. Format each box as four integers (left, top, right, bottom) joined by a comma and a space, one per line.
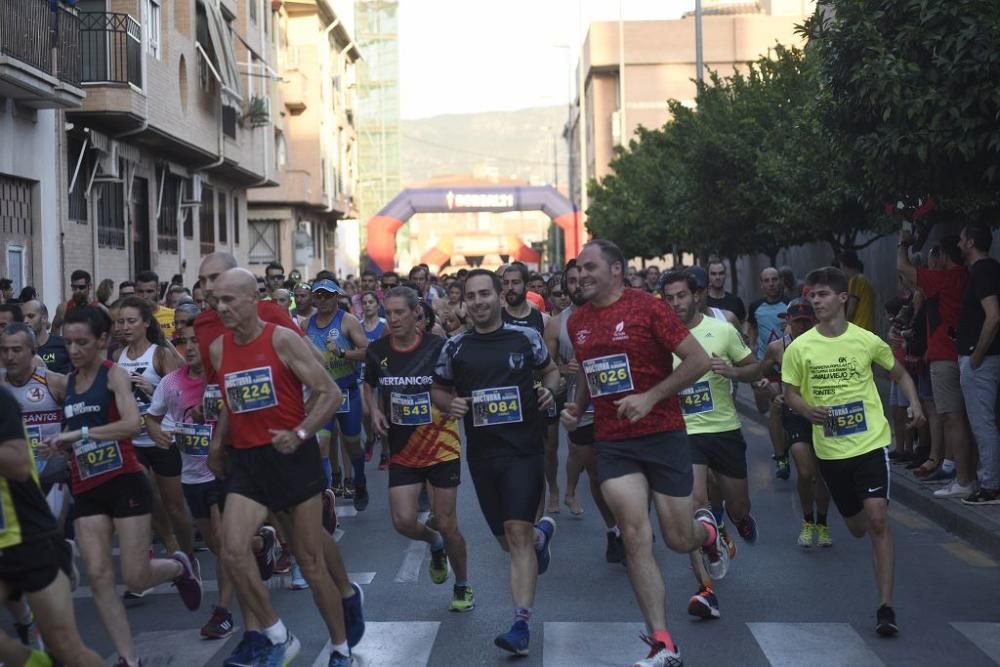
506, 290, 526, 307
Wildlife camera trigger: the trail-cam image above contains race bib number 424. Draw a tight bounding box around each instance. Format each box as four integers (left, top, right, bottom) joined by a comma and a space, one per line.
472, 386, 523, 427
582, 354, 634, 397
679, 381, 714, 415
224, 367, 278, 414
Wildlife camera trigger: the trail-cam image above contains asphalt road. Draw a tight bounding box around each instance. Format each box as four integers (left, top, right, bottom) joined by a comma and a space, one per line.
67, 416, 1000, 666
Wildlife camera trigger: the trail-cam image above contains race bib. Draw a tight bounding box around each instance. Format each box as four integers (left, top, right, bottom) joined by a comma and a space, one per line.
174, 423, 213, 456
73, 438, 123, 480
203, 384, 224, 423
224, 367, 278, 414
25, 425, 46, 475
337, 390, 351, 415
472, 386, 523, 427
390, 392, 433, 426
582, 354, 634, 397
679, 381, 714, 415
823, 401, 867, 437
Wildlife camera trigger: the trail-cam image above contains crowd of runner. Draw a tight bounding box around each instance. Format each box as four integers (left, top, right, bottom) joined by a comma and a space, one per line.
0, 221, 996, 666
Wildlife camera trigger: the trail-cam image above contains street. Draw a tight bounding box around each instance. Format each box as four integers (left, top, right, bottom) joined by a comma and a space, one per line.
70, 416, 1000, 666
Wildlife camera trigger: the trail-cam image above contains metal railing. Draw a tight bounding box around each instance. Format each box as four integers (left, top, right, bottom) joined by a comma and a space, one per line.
79, 12, 142, 88
0, 0, 82, 84
56, 6, 81, 86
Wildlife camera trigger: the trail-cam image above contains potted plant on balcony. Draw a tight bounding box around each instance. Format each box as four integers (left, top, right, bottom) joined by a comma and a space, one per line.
241, 96, 270, 128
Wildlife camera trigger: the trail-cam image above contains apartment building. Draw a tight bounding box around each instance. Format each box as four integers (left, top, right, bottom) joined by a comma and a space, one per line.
0, 0, 85, 304
248, 0, 361, 280
62, 0, 279, 290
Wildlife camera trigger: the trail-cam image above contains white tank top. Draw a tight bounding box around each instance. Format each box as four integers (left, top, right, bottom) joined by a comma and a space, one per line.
117, 343, 162, 447
7, 368, 64, 475
709, 307, 727, 322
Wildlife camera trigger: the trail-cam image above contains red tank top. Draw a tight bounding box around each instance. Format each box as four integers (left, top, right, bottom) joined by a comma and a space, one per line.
218, 323, 305, 449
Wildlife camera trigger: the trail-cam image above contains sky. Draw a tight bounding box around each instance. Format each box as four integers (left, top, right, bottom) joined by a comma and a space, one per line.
398, 0, 696, 119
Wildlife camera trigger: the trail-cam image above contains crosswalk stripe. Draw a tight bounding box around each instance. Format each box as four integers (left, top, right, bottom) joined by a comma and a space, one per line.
337, 505, 358, 518
105, 628, 231, 666
542, 622, 648, 666
310, 621, 440, 667
747, 623, 885, 667
394, 541, 427, 583
951, 622, 1000, 664
74, 572, 377, 598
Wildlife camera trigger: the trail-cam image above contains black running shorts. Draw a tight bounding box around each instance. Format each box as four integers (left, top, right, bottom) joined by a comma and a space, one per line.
135, 445, 183, 477
182, 479, 225, 520
568, 423, 595, 446
73, 471, 152, 519
596, 430, 693, 497
817, 447, 890, 519
227, 437, 326, 513
389, 459, 461, 489
0, 535, 71, 601
782, 407, 814, 446
467, 454, 544, 536
688, 429, 748, 479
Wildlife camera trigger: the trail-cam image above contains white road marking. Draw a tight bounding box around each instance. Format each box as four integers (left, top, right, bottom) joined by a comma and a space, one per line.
104, 628, 231, 666
542, 622, 649, 666
393, 511, 432, 583
951, 622, 1000, 664
311, 621, 440, 667
747, 623, 885, 667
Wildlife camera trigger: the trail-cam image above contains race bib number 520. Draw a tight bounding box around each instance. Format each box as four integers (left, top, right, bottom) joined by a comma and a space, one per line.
824, 401, 867, 437
472, 386, 523, 427
582, 354, 634, 397
224, 367, 278, 414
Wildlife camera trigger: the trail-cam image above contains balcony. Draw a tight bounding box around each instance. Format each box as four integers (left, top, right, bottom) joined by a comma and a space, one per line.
0, 0, 85, 108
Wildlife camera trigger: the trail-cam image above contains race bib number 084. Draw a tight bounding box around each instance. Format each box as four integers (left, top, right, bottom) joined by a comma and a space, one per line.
472, 386, 523, 427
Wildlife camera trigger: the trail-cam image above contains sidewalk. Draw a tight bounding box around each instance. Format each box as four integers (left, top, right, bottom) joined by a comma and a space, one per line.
735, 392, 1000, 560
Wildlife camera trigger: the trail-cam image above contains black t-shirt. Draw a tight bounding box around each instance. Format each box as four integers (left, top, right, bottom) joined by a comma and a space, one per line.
38, 334, 71, 374
705, 292, 747, 322
0, 388, 59, 548
502, 307, 545, 336
434, 323, 550, 460
958, 257, 1000, 356
365, 334, 461, 465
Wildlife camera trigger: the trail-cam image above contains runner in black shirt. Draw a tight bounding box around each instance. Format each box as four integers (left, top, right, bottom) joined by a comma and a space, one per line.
501, 262, 547, 335
433, 269, 560, 657
364, 286, 474, 613
22, 301, 72, 373
705, 260, 747, 325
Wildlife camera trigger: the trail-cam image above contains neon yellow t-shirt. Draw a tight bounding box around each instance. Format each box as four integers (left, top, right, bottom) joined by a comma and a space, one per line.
673, 316, 752, 435
781, 323, 894, 460
154, 306, 176, 339
848, 274, 876, 332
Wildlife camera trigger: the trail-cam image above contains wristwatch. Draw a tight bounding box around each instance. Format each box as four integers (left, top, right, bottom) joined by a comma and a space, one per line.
295, 428, 309, 442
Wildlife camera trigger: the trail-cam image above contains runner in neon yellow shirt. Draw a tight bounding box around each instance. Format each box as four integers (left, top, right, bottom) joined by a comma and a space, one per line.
782, 266, 924, 638
662, 270, 759, 622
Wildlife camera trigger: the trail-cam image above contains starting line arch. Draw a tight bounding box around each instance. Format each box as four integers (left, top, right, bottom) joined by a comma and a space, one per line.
365, 185, 582, 273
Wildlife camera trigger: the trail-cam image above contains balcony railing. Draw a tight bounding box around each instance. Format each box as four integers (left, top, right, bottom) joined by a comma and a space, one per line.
79, 12, 142, 88
0, 0, 82, 85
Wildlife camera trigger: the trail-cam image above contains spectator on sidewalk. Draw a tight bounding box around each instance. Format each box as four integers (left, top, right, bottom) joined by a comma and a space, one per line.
956, 223, 1000, 505
837, 251, 877, 332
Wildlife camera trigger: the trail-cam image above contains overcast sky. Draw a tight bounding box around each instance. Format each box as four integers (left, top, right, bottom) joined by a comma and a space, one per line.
398, 0, 696, 119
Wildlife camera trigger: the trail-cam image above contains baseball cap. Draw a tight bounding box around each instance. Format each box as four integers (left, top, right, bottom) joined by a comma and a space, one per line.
311, 278, 343, 294
780, 298, 815, 321
685, 266, 709, 291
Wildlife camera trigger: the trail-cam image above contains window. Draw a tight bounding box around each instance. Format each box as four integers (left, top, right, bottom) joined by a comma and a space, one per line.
199, 185, 215, 255
143, 0, 161, 60
156, 167, 179, 254
5, 246, 25, 296
183, 179, 194, 239
248, 220, 278, 264
67, 137, 89, 225
249, 0, 257, 23
218, 191, 228, 245
233, 195, 240, 245
223, 106, 238, 139
96, 178, 126, 249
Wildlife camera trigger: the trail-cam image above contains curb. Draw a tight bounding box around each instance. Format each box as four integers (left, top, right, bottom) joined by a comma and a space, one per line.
736, 395, 1000, 561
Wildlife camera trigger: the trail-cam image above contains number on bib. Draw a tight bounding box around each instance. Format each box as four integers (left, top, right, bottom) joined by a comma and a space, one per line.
175, 423, 213, 456
390, 392, 433, 426
582, 354, 634, 397
823, 401, 867, 437
224, 367, 278, 414
73, 439, 123, 481
472, 386, 523, 427
679, 381, 714, 415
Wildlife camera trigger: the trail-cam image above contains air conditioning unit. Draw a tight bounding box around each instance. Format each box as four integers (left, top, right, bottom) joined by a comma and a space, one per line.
180, 174, 203, 207
93, 143, 121, 182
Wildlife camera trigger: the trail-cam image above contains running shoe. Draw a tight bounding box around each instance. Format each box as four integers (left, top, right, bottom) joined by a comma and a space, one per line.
15, 613, 43, 650
774, 455, 790, 480
695, 508, 728, 580
962, 488, 1000, 505
201, 606, 235, 639
343, 581, 366, 648
223, 630, 268, 667
255, 526, 278, 580
816, 524, 833, 547
257, 632, 301, 667
634, 634, 683, 667
734, 513, 758, 545
170, 550, 203, 611
606, 531, 625, 563
687, 586, 720, 620
332, 476, 345, 498
289, 562, 309, 590
123, 588, 152, 600
494, 620, 530, 656
353, 483, 369, 512
274, 544, 292, 576
535, 516, 557, 575
328, 649, 352, 667
449, 584, 475, 612
429, 545, 449, 584
876, 604, 899, 637
720, 525, 737, 561
933, 480, 974, 498
322, 489, 339, 535
342, 478, 355, 500
378, 454, 389, 471
797, 521, 815, 548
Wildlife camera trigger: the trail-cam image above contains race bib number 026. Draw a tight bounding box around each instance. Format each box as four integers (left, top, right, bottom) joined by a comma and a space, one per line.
582, 354, 634, 397
224, 367, 278, 414
74, 439, 123, 480
824, 401, 867, 437
175, 423, 213, 457
472, 386, 523, 427
391, 392, 433, 426
679, 381, 714, 415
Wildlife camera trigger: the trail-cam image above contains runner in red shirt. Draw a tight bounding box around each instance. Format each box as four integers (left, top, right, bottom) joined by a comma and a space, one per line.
561, 240, 727, 667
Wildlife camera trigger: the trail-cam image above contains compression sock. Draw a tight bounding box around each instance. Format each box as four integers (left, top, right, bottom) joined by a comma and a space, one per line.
514, 606, 532, 624
322, 457, 333, 488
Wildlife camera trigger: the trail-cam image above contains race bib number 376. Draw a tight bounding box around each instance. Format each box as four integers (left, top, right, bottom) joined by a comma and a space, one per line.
582, 354, 634, 397
472, 386, 523, 427
224, 367, 278, 414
